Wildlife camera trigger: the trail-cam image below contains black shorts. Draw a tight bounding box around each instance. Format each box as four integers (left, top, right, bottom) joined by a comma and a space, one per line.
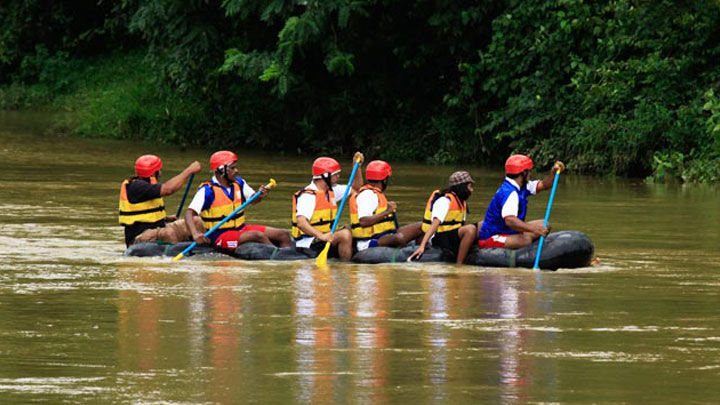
430, 228, 461, 258
308, 239, 341, 258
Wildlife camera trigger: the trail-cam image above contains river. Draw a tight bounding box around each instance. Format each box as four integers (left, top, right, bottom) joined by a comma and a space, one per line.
1, 111, 719, 403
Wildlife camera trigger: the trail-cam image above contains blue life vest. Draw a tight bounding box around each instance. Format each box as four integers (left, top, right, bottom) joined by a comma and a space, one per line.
479, 179, 532, 240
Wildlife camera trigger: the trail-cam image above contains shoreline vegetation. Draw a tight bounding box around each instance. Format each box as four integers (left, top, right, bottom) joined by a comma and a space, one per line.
1, 1, 719, 182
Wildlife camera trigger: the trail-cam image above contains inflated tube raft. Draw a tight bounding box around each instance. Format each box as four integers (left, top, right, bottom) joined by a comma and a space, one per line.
124, 230, 593, 270
352, 230, 592, 269
124, 241, 218, 258
123, 241, 316, 260
465, 230, 593, 270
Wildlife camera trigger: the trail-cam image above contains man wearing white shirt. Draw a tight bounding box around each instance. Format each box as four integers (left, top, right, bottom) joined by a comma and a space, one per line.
291, 152, 365, 260
478, 154, 565, 249
185, 150, 290, 251
349, 160, 422, 251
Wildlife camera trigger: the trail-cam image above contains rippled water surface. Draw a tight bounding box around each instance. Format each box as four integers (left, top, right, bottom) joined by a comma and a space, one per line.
1, 111, 719, 403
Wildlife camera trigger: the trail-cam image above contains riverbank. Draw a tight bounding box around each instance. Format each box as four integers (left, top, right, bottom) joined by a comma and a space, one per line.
2, 48, 720, 183
0, 51, 204, 146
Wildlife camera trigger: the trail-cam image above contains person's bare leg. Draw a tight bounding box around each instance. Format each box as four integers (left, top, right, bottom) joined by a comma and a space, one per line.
502, 220, 546, 249
264, 226, 292, 247
503, 233, 533, 249
332, 228, 354, 260
456, 224, 477, 265
378, 222, 423, 247
238, 230, 272, 246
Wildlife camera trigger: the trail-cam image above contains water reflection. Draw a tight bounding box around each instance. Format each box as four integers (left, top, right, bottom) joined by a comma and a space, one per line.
292, 265, 352, 404
351, 267, 390, 404
114, 263, 564, 403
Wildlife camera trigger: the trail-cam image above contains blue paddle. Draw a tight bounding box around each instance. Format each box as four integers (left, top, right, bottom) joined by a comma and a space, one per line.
316, 157, 361, 267
532, 169, 561, 270
175, 173, 194, 217
173, 178, 276, 261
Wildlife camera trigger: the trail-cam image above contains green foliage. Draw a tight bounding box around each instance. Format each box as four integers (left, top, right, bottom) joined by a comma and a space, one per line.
3, 0, 720, 182
455, 0, 720, 180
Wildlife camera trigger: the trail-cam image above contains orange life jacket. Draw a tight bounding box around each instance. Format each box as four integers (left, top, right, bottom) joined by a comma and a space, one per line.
421, 190, 466, 233
291, 188, 337, 240
199, 181, 246, 231
349, 184, 397, 240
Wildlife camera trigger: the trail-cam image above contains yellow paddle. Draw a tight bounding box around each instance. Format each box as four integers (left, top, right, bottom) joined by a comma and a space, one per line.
173, 178, 277, 261
315, 158, 361, 267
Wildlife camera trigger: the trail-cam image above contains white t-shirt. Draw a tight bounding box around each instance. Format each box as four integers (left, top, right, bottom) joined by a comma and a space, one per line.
426, 196, 452, 244
501, 178, 539, 218
294, 182, 349, 248
355, 189, 380, 251
187, 176, 255, 215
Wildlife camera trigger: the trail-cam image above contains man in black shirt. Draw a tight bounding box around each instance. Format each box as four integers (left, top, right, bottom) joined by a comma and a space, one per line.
119, 154, 201, 247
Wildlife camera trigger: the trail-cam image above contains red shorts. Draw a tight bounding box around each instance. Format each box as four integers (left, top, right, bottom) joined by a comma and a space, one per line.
214, 225, 267, 250
477, 234, 511, 249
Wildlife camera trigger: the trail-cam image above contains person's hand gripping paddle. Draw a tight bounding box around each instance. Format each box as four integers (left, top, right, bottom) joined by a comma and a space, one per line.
173, 179, 277, 261
315, 158, 361, 267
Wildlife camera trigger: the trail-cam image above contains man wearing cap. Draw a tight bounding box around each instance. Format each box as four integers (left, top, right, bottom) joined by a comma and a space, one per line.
185, 150, 291, 251
119, 155, 201, 247
349, 160, 422, 251
291, 152, 364, 260
478, 155, 565, 249
408, 171, 477, 265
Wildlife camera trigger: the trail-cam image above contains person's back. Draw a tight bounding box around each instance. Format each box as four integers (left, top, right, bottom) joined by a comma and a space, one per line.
119, 154, 201, 247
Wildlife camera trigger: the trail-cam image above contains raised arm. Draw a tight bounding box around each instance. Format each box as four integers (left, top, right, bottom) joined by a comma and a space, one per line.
350, 151, 365, 192
160, 161, 202, 196
536, 161, 565, 192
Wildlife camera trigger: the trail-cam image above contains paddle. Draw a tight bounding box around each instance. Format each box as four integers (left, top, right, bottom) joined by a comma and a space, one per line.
175, 173, 195, 217
532, 168, 561, 270
172, 178, 277, 261
316, 157, 361, 267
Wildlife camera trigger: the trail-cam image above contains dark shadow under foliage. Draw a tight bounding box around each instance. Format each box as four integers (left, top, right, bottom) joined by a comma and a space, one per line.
2, 0, 720, 181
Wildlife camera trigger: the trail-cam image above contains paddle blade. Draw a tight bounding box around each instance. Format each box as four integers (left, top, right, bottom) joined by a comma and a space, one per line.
172, 253, 184, 261
315, 242, 331, 267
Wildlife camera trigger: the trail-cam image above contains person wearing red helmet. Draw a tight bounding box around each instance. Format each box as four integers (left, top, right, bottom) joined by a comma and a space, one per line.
119, 154, 201, 247
348, 160, 422, 252
477, 154, 565, 249
185, 150, 291, 251
291, 152, 365, 260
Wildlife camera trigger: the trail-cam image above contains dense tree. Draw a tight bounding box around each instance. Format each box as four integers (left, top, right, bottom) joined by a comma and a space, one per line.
2, 0, 720, 180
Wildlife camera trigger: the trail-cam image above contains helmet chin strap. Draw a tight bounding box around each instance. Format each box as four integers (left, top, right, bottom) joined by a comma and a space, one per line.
322, 173, 333, 190
216, 166, 232, 183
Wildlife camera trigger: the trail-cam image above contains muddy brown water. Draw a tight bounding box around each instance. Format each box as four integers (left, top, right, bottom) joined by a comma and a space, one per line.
1, 111, 719, 403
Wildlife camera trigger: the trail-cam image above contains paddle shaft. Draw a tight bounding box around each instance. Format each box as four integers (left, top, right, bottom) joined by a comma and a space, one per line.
329, 159, 361, 235
532, 170, 560, 269
173, 178, 276, 260
315, 158, 361, 266
175, 173, 195, 217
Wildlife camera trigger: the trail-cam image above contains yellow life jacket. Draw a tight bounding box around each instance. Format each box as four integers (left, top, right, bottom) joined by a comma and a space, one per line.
199, 181, 246, 231
349, 184, 397, 240
421, 190, 466, 233
118, 178, 166, 225
291, 188, 337, 240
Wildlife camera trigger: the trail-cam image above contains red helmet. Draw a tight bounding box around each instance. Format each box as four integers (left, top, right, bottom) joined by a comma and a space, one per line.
135, 154, 163, 177
210, 150, 238, 171
505, 154, 533, 175
366, 160, 392, 181
312, 157, 340, 177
